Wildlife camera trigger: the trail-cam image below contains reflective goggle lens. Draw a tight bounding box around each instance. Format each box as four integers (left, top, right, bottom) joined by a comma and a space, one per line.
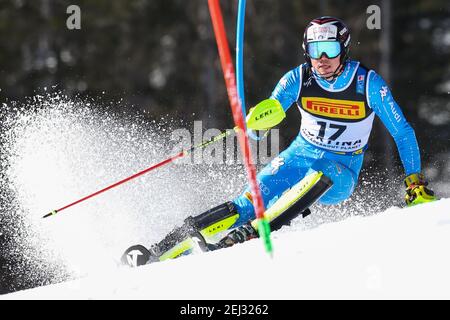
307, 41, 341, 59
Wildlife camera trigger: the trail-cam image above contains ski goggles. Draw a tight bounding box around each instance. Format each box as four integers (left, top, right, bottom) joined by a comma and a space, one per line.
307, 41, 341, 59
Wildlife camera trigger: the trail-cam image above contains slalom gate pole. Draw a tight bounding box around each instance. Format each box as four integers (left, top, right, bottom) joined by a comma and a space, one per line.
42, 127, 237, 218
208, 0, 273, 255
236, 0, 247, 119
237, 0, 263, 144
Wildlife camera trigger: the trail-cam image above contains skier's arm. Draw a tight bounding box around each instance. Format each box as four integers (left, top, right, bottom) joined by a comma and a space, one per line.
269, 66, 303, 112
367, 71, 436, 206
246, 66, 302, 137
366, 71, 421, 176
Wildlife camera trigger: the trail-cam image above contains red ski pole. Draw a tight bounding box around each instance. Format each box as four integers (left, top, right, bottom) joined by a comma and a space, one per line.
43, 128, 236, 218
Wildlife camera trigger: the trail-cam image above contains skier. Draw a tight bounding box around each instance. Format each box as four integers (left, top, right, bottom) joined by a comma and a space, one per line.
122, 16, 436, 267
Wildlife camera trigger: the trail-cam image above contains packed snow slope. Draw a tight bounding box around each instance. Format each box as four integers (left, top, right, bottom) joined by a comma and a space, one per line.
4, 198, 450, 300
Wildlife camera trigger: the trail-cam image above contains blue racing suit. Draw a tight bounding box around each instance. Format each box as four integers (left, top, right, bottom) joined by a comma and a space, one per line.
232, 60, 421, 226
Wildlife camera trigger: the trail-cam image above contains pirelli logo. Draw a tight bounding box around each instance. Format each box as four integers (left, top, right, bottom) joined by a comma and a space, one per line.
301, 97, 366, 120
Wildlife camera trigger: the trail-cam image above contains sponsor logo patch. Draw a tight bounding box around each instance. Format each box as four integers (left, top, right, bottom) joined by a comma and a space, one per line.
303, 77, 313, 87
307, 24, 338, 41
339, 27, 348, 35
301, 97, 366, 120
389, 101, 402, 122
357, 74, 365, 95
271, 156, 285, 175
379, 86, 388, 101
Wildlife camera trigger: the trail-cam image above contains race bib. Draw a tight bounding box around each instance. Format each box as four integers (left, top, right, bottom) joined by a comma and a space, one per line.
299, 97, 375, 153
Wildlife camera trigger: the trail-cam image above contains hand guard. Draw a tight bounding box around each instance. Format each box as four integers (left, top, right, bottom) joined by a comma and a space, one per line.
246, 99, 285, 131
404, 173, 436, 206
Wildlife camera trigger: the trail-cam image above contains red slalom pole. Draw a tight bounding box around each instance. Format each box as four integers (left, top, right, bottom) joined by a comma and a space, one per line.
207, 0, 272, 254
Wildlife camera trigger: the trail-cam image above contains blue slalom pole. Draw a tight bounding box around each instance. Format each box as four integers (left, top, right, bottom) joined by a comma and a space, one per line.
236, 0, 247, 120
236, 0, 264, 140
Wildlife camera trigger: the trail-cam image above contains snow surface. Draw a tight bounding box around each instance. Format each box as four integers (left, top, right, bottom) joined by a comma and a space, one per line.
3, 198, 450, 300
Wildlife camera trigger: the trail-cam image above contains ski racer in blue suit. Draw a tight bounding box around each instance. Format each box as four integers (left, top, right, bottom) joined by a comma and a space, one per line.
229, 16, 436, 239
122, 16, 436, 266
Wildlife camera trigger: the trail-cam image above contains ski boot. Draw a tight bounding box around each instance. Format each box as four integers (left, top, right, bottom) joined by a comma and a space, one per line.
121, 201, 240, 267
212, 221, 258, 249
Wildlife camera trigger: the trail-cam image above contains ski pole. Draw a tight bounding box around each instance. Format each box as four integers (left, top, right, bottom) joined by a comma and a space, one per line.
42, 127, 237, 218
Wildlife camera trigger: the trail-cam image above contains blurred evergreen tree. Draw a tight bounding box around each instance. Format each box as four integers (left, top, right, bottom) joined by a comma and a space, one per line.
0, 0, 447, 176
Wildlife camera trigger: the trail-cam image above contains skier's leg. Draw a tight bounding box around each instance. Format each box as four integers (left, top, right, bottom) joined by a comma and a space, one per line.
233, 144, 364, 223
232, 137, 318, 227
149, 165, 328, 260
311, 152, 364, 205
145, 201, 241, 262
215, 151, 364, 249
122, 201, 241, 266
215, 170, 333, 249
141, 163, 317, 264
